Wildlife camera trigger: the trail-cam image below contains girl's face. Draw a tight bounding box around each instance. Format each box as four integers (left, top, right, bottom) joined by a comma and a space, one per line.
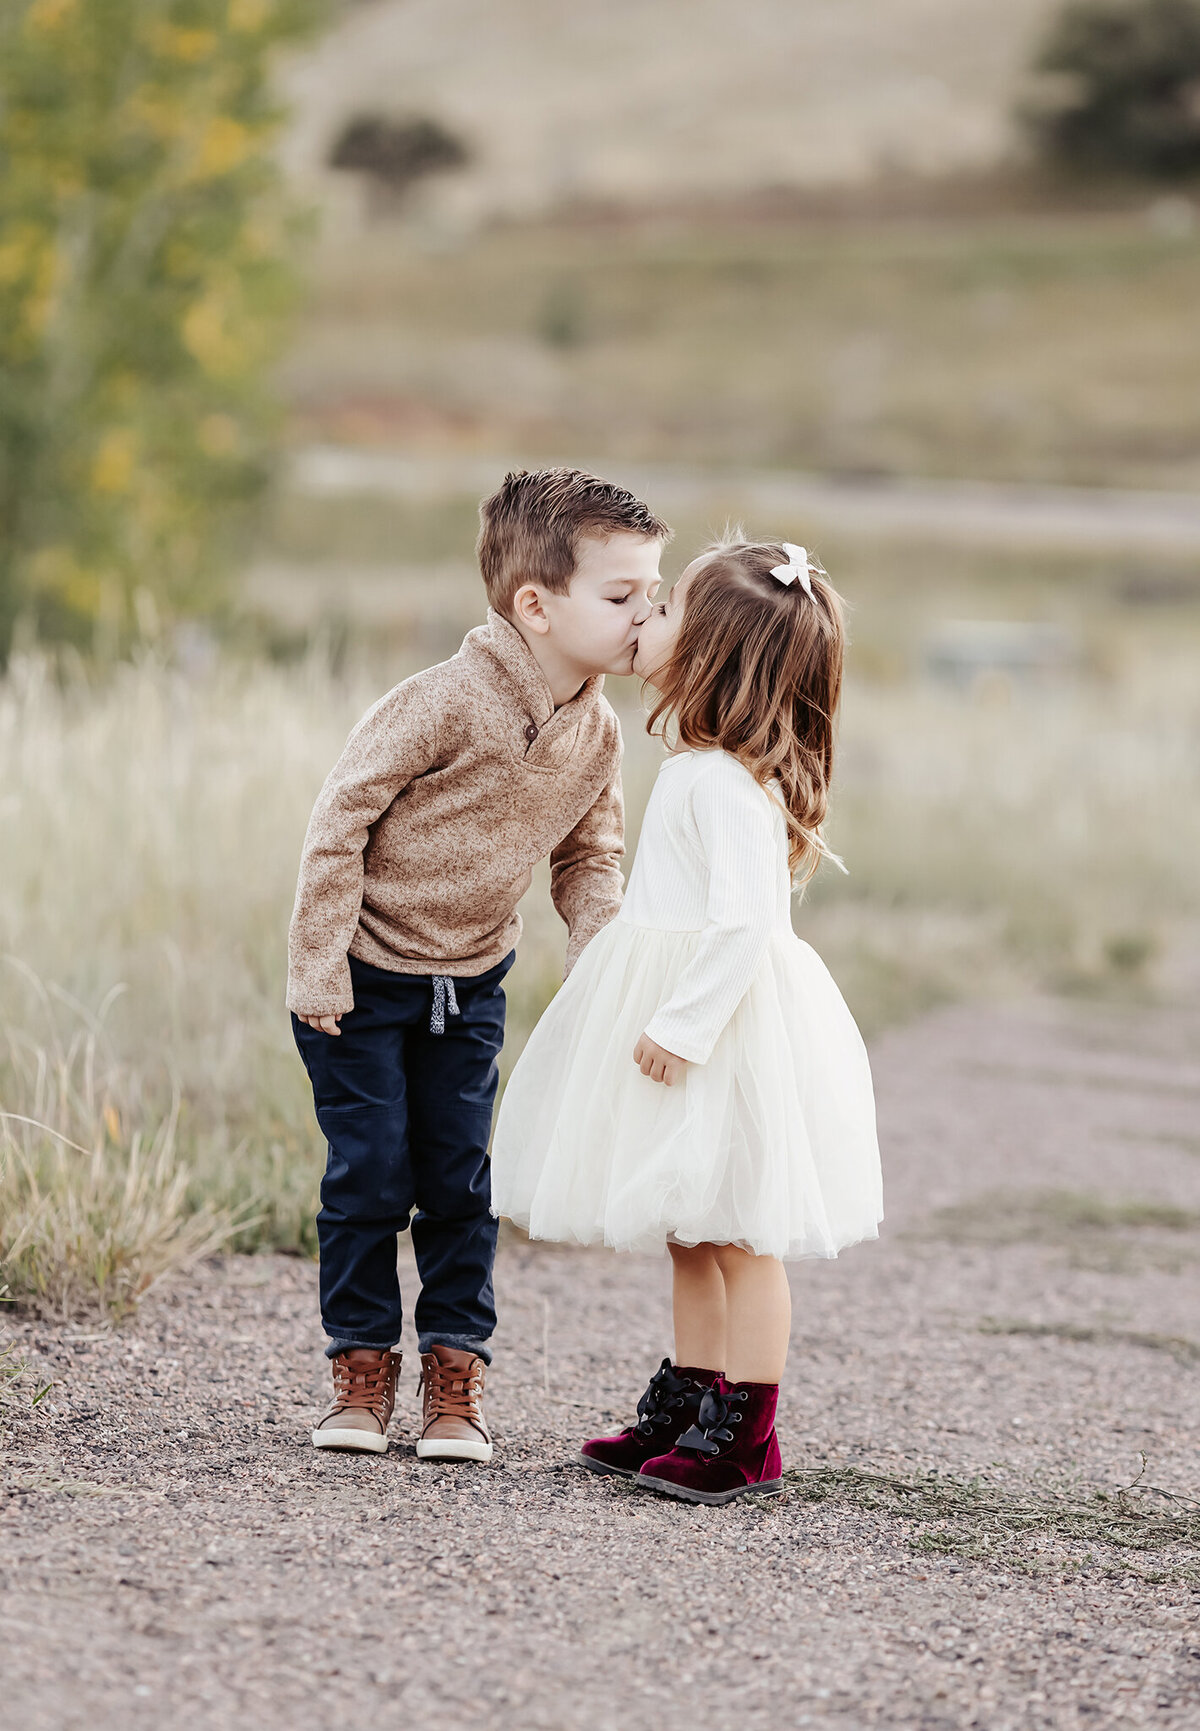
632, 561, 701, 684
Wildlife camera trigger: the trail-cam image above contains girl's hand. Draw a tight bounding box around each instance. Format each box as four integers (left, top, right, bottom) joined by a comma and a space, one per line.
633, 1033, 687, 1085
297, 1011, 343, 1036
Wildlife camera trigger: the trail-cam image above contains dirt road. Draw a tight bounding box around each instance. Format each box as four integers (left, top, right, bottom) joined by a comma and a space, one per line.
3, 997, 1199, 1730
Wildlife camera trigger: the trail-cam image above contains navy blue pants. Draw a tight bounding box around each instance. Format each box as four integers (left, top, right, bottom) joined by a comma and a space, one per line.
292, 951, 514, 1363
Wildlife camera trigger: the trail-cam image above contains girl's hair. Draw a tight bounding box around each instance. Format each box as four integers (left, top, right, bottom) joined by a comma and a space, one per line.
645, 536, 846, 882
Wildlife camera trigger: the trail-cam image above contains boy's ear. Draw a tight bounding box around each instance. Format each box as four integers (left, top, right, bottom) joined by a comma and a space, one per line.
510, 581, 551, 635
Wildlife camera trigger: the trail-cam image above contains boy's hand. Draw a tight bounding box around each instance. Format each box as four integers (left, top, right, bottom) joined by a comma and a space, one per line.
633, 1033, 687, 1085
297, 1012, 343, 1036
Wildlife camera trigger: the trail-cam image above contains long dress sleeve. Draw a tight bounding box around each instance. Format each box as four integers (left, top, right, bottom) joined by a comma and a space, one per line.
642, 762, 784, 1064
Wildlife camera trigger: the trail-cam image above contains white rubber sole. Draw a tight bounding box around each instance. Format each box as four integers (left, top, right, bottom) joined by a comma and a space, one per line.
415, 1435, 493, 1463
311, 1426, 388, 1454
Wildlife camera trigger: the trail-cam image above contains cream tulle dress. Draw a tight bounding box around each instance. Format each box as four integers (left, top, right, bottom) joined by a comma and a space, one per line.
490, 748, 882, 1260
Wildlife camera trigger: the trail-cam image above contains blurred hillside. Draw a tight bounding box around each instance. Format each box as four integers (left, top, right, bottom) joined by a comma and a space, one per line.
279, 0, 1064, 235
280, 214, 1200, 493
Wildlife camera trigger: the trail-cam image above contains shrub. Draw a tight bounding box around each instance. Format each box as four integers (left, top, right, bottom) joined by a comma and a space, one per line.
1025, 0, 1200, 176
0, 0, 324, 659
328, 115, 470, 197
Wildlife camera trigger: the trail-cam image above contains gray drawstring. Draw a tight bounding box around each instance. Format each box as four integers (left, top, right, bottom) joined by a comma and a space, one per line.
429, 974, 460, 1035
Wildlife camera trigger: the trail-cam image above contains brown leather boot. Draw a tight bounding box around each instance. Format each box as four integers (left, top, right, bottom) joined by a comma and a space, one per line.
312, 1348, 400, 1454
416, 1344, 492, 1463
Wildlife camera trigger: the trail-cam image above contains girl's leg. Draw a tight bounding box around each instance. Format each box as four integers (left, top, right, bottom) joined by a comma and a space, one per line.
711, 1245, 791, 1384
579, 1244, 723, 1476
668, 1241, 726, 1374
637, 1245, 788, 1501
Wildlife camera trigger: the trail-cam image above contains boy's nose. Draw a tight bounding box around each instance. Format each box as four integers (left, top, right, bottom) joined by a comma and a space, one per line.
631, 602, 652, 627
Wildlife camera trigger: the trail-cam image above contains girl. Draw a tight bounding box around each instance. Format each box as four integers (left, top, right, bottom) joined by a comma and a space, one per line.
491, 537, 882, 1504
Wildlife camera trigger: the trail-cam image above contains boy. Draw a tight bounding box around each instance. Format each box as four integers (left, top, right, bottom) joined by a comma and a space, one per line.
288, 468, 670, 1460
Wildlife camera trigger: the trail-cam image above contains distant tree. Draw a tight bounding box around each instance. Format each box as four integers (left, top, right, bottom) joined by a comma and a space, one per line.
328, 114, 470, 217
1024, 0, 1200, 176
0, 0, 324, 659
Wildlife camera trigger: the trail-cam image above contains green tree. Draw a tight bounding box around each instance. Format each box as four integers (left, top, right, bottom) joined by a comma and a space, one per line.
1026, 0, 1200, 177
0, 0, 324, 656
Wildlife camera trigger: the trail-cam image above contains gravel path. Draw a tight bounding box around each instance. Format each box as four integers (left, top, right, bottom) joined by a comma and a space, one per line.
4, 997, 1199, 1730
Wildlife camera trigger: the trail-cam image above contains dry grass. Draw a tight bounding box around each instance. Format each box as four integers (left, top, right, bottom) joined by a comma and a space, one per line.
0, 973, 241, 1320
0, 633, 1197, 1309
782, 1459, 1200, 1583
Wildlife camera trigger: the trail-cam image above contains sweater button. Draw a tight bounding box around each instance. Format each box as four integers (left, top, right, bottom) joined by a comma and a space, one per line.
524, 722, 539, 743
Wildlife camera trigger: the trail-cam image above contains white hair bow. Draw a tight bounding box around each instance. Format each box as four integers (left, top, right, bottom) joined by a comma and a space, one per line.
769, 543, 815, 597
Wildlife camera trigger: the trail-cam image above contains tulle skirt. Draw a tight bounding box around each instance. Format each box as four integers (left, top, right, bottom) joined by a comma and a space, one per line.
491, 919, 883, 1260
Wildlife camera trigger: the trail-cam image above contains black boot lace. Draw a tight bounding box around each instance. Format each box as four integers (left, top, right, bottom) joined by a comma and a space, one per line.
673, 1385, 749, 1457
629, 1358, 699, 1440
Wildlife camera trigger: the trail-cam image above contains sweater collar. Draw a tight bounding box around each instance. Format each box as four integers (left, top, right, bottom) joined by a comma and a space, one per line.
469, 608, 603, 725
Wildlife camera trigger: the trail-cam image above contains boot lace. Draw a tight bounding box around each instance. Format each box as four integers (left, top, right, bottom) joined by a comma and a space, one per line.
674, 1385, 748, 1457
631, 1358, 696, 1439
331, 1353, 394, 1420
419, 1358, 486, 1433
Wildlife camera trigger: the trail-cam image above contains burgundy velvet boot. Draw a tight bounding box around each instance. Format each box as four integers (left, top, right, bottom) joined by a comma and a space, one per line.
579, 1360, 717, 1478
638, 1375, 783, 1504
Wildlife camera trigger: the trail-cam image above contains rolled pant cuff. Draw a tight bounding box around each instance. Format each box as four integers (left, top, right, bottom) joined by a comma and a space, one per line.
418, 1333, 493, 1365
324, 1336, 400, 1359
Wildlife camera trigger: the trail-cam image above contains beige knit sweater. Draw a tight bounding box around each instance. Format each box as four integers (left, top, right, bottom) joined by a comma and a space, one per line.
286, 610, 625, 1016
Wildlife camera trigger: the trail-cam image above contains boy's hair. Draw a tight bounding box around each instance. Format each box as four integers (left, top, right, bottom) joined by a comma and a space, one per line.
477, 468, 671, 615
646, 536, 847, 883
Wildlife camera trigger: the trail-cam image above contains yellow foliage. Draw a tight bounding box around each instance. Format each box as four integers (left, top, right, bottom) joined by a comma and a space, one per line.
15, 238, 59, 342
192, 115, 253, 180
0, 224, 41, 287
149, 24, 218, 64
123, 87, 187, 145
239, 215, 279, 258
28, 547, 104, 619
91, 428, 137, 496
182, 287, 244, 376
0, 0, 322, 646
229, 0, 271, 30
25, 0, 77, 35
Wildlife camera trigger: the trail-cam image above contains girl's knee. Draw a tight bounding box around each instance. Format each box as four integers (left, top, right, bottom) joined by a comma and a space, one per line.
668, 1239, 718, 1268
710, 1240, 752, 1273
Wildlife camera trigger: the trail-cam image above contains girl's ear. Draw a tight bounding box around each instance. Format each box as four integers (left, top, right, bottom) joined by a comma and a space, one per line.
509, 581, 551, 635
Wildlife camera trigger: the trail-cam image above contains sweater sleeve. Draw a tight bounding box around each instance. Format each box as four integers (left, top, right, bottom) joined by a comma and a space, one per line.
550, 760, 625, 977
642, 764, 783, 1064
286, 678, 438, 1016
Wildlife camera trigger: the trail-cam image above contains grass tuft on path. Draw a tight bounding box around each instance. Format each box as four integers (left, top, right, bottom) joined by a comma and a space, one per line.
782, 1461, 1200, 1582
0, 1340, 53, 1427
917, 1189, 1200, 1271
979, 1317, 1200, 1364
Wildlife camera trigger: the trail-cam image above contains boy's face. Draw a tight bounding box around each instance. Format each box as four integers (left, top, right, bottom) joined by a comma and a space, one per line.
535, 532, 663, 677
